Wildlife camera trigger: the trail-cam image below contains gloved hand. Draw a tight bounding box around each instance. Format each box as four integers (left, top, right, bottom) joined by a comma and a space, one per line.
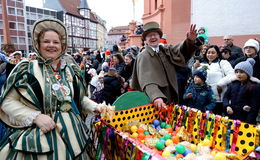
226, 106, 233, 115
186, 93, 192, 99
243, 105, 251, 112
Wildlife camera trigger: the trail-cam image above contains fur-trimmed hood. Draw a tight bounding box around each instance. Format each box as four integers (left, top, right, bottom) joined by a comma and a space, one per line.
217, 74, 260, 87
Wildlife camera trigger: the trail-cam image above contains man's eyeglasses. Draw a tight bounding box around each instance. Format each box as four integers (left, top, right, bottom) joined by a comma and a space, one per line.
224, 39, 231, 41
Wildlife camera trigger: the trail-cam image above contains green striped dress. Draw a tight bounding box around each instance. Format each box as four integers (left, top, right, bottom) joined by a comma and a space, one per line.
0, 58, 93, 160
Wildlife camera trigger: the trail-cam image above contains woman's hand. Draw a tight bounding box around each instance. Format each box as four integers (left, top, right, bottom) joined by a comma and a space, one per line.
33, 114, 56, 133
153, 98, 166, 109
186, 24, 197, 42
226, 106, 233, 115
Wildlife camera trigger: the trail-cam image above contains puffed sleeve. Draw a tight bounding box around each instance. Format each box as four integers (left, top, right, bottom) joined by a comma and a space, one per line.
81, 96, 99, 114
1, 88, 41, 127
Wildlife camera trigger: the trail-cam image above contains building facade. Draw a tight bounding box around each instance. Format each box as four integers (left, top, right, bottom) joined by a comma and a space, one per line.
43, 0, 102, 52
0, 0, 106, 54
143, 0, 260, 47
106, 25, 129, 50
93, 12, 106, 51
0, 0, 27, 53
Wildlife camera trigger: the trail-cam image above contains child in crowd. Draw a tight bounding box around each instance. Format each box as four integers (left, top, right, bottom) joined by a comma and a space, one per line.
93, 72, 105, 103
183, 69, 216, 112
87, 68, 99, 99
223, 58, 259, 124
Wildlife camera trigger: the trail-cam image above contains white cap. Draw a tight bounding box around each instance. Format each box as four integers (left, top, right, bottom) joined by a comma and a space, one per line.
243, 39, 259, 52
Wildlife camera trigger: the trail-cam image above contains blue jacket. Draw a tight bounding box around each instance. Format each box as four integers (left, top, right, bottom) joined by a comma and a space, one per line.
223, 80, 259, 124
183, 83, 216, 112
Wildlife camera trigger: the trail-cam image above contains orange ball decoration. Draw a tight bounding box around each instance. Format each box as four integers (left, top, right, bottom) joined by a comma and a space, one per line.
172, 136, 179, 144
138, 133, 145, 140
166, 127, 173, 133
137, 127, 145, 134
175, 154, 184, 158
157, 150, 163, 155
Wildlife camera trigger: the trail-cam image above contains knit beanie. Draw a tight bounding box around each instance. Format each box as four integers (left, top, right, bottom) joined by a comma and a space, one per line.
234, 58, 255, 77
193, 69, 207, 82
243, 39, 260, 53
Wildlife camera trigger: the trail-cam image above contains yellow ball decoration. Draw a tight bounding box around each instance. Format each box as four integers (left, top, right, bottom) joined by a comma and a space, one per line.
189, 144, 197, 152
202, 139, 211, 146
215, 152, 226, 160
131, 125, 138, 133
162, 151, 171, 157
131, 132, 138, 139
165, 139, 173, 146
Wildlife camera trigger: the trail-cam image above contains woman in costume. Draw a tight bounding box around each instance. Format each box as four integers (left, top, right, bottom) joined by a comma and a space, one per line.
0, 18, 106, 159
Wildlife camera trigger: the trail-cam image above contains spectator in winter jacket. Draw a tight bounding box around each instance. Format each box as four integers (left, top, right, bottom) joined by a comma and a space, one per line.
223, 58, 260, 124
120, 54, 135, 92
183, 69, 216, 112
100, 68, 123, 105
112, 53, 124, 74
0, 53, 8, 93
223, 35, 243, 59
219, 45, 236, 65
232, 39, 260, 79
93, 72, 105, 103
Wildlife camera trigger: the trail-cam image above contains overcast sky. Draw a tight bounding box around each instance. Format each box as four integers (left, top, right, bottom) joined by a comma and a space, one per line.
25, 0, 144, 30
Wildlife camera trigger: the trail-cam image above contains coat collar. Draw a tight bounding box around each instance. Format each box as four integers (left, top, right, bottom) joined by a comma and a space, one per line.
146, 44, 163, 56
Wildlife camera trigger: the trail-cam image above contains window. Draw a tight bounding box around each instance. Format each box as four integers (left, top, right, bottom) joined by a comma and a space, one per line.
27, 25, 32, 32
19, 37, 26, 44
9, 22, 16, 29
44, 10, 50, 15
8, 7, 15, 15
17, 9, 24, 16
0, 36, 3, 44
27, 32, 31, 37
28, 38, 32, 45
155, 0, 157, 9
38, 14, 43, 19
31, 13, 37, 20
0, 5, 2, 14
37, 8, 43, 14
30, 7, 36, 13
68, 37, 71, 46
11, 37, 17, 44
76, 27, 80, 36
50, 11, 56, 16
18, 23, 25, 30
0, 21, 3, 29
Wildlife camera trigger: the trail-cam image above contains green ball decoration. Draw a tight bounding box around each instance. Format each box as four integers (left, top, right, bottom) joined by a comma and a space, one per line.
141, 152, 150, 160
176, 144, 186, 154
164, 134, 171, 140
165, 124, 172, 128
159, 136, 165, 140
160, 122, 166, 128
155, 141, 165, 150
144, 131, 150, 135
